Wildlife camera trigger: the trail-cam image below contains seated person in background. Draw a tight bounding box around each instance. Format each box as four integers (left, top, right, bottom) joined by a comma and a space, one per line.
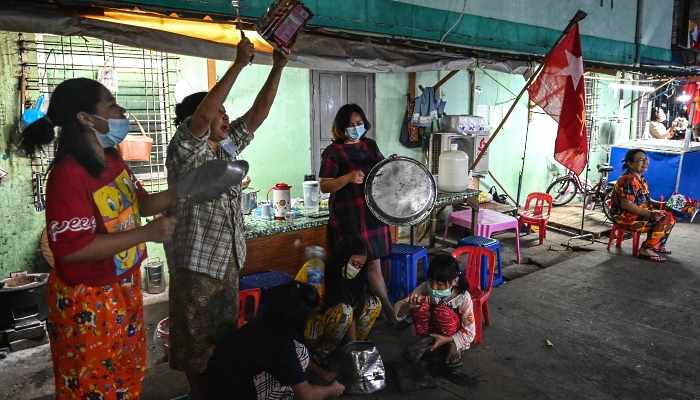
648, 107, 676, 139
610, 148, 676, 262
304, 235, 383, 383
201, 281, 345, 400
395, 254, 476, 368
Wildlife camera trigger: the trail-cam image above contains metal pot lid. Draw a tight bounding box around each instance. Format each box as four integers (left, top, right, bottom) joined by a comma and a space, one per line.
177, 160, 249, 203
364, 156, 436, 226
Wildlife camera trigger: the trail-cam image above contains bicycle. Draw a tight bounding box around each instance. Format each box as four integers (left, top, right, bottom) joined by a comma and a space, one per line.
546, 163, 615, 221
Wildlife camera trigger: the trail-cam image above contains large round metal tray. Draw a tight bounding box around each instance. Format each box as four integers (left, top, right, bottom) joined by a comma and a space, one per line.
364, 156, 436, 226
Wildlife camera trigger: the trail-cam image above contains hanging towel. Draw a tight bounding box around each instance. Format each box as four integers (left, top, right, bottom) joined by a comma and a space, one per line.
411, 87, 446, 127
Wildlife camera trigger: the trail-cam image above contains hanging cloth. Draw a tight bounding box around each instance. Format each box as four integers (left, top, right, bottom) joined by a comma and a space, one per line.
400, 93, 425, 148
411, 87, 446, 127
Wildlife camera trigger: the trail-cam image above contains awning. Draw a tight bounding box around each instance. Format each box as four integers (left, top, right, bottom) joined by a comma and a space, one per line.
0, 0, 537, 75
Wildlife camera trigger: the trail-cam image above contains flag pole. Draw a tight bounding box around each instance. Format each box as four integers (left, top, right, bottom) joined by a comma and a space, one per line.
515, 113, 532, 210
469, 9, 588, 171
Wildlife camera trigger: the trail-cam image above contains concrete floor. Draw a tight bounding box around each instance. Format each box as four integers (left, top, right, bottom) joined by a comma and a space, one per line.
1, 218, 699, 399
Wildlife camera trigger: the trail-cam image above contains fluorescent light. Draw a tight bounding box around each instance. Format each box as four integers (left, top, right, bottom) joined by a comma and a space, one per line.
608, 83, 656, 92
678, 93, 691, 102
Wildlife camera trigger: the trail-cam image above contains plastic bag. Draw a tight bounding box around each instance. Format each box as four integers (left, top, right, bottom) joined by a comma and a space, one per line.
97, 58, 119, 93
340, 341, 386, 394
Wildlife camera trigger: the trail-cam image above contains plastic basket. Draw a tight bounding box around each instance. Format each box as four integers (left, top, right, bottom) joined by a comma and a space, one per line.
239, 271, 295, 314
118, 114, 153, 162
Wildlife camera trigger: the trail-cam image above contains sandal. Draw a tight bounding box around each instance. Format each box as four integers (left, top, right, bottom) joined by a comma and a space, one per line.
445, 343, 462, 368
654, 247, 672, 254
404, 336, 436, 362
637, 253, 666, 262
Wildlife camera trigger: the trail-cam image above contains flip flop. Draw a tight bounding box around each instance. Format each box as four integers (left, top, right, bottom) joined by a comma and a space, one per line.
404, 336, 437, 362
637, 253, 666, 262
445, 345, 462, 369
654, 248, 672, 254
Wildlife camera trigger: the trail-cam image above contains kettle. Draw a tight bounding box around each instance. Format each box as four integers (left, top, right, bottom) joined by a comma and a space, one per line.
267, 183, 292, 220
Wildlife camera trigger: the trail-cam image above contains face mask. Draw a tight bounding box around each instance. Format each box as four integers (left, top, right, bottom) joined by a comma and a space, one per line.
91, 115, 130, 148
342, 262, 361, 280
428, 282, 453, 298
219, 137, 240, 158
345, 125, 366, 141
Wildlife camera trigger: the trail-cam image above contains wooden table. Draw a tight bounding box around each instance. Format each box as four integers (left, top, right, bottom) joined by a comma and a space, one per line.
409, 189, 481, 248
243, 214, 398, 278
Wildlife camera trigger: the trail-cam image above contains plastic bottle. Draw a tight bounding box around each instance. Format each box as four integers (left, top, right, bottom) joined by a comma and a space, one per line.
296, 245, 325, 296
438, 143, 470, 192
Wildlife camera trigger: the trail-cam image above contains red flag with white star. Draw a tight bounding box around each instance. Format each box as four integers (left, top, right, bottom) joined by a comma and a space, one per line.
528, 23, 587, 175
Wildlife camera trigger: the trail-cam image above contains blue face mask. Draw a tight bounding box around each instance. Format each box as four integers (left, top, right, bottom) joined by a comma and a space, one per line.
345, 125, 366, 141
91, 115, 130, 148
219, 137, 240, 158
428, 281, 453, 299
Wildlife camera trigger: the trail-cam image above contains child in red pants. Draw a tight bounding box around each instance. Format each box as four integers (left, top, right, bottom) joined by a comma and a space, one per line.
394, 254, 476, 368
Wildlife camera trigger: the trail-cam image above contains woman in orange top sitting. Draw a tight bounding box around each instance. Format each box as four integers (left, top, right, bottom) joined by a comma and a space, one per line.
609, 149, 676, 262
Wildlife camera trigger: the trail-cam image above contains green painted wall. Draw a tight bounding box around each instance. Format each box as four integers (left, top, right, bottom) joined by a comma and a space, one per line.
0, 32, 50, 278
180, 56, 312, 199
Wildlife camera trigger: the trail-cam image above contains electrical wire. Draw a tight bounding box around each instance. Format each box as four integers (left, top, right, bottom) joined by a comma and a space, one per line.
440, 0, 468, 44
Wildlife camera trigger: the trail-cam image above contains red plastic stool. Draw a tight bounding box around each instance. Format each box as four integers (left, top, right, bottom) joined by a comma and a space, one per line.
238, 288, 261, 328
607, 226, 641, 257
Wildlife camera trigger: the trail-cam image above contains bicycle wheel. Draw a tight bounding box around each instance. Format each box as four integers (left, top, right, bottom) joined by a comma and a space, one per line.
547, 177, 578, 206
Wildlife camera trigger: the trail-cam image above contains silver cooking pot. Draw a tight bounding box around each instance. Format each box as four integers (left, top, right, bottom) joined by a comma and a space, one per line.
241, 188, 259, 214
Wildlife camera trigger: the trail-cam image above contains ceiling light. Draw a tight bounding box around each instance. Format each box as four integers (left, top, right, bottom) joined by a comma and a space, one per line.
608, 83, 656, 92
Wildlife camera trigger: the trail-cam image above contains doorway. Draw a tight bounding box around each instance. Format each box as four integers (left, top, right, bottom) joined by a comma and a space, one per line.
310, 70, 375, 176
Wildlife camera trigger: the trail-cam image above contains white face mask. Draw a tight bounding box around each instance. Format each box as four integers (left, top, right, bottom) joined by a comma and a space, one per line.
342, 262, 361, 280
91, 115, 130, 148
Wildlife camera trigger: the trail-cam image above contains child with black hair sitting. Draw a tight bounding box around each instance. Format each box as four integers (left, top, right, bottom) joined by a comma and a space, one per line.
201, 281, 345, 400
394, 254, 476, 368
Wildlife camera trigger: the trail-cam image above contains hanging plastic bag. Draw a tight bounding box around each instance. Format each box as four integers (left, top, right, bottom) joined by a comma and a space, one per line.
97, 57, 119, 93
174, 72, 194, 104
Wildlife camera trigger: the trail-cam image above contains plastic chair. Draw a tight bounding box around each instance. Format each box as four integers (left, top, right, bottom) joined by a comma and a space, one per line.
451, 246, 495, 344
518, 192, 553, 245
443, 208, 521, 264
457, 236, 503, 287
238, 288, 261, 328
607, 225, 641, 257
381, 244, 429, 302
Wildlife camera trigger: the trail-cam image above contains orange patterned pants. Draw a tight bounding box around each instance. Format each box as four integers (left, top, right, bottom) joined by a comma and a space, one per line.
613, 210, 676, 251
46, 269, 146, 400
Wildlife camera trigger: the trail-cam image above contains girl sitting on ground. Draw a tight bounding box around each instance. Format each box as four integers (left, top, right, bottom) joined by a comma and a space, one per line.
394, 254, 476, 368
304, 234, 383, 382
201, 281, 344, 400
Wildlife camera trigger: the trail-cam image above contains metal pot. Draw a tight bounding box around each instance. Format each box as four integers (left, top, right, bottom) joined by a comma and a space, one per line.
241, 187, 259, 214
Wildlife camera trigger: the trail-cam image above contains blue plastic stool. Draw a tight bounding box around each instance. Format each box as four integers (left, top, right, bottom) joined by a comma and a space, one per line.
381, 244, 429, 302
239, 271, 295, 315
457, 236, 503, 287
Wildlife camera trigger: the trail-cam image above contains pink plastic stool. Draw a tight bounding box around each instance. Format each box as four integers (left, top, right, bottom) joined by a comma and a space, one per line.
444, 208, 521, 264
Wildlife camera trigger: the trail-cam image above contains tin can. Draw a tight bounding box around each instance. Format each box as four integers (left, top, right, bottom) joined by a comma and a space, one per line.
255, 0, 314, 49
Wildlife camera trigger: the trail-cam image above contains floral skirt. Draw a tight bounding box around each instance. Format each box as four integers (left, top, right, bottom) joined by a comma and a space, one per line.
46, 268, 146, 400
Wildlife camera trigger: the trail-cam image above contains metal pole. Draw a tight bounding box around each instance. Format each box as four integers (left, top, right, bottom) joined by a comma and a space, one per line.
516, 118, 531, 209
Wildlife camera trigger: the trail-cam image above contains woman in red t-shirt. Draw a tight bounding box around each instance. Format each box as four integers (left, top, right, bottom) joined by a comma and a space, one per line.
20, 78, 179, 399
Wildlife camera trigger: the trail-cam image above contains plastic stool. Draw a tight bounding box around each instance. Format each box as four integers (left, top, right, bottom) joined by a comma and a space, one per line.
239, 271, 294, 315
381, 244, 428, 302
458, 236, 503, 287
607, 226, 641, 257
238, 288, 261, 328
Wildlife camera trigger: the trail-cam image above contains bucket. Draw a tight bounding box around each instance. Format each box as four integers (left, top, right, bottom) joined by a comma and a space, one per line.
144, 259, 166, 294
302, 181, 320, 213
